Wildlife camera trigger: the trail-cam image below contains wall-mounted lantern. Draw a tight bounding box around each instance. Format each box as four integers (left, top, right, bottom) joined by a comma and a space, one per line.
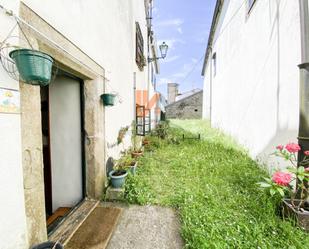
148, 42, 168, 62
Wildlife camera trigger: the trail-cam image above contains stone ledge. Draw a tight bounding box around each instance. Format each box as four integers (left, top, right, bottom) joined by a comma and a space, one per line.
105, 187, 125, 201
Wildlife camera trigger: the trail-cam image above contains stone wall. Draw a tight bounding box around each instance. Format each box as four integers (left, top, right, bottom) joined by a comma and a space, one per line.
166, 91, 203, 119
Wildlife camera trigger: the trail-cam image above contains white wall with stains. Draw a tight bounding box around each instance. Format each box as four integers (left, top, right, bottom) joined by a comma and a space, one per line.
203, 0, 300, 166
0, 1, 29, 248
0, 0, 153, 248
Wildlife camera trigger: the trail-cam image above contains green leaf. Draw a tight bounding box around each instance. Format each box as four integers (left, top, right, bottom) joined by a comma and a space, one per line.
298, 175, 304, 181
277, 188, 285, 197
298, 166, 305, 173
270, 188, 276, 196
262, 177, 272, 183
257, 182, 271, 188
287, 167, 297, 173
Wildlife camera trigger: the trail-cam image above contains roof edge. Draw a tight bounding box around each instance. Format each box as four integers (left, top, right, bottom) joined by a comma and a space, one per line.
201, 0, 224, 76
165, 90, 203, 107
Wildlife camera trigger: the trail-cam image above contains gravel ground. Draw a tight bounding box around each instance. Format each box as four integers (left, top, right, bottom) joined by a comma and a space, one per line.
102, 202, 184, 249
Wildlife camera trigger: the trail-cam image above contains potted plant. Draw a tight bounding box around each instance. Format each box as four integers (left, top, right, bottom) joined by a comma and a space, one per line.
101, 93, 116, 106
109, 161, 128, 188
142, 136, 151, 146
258, 142, 309, 231
109, 169, 128, 188
117, 155, 138, 175
9, 49, 54, 86
131, 148, 143, 158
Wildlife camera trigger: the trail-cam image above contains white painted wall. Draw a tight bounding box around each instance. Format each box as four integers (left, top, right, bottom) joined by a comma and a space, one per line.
20, 0, 151, 158
0, 0, 153, 247
203, 0, 300, 167
0, 0, 28, 248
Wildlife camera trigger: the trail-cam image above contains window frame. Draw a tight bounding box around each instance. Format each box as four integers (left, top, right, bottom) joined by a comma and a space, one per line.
135, 22, 145, 71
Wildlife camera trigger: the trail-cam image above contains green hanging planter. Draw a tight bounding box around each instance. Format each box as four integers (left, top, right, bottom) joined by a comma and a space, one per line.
9, 49, 54, 86
101, 93, 116, 106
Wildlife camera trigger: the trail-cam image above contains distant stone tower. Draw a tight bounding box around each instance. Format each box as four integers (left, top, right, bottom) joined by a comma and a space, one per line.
167, 83, 179, 104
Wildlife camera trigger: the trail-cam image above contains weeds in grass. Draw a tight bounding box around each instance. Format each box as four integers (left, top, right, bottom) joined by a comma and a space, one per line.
125, 120, 309, 249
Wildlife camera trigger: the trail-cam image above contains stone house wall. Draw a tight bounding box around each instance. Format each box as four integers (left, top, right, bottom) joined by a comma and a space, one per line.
166, 91, 203, 119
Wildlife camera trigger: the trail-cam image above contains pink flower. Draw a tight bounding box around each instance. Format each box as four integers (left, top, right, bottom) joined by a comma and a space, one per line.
285, 143, 301, 153
272, 172, 292, 186
276, 145, 284, 151
304, 151, 309, 156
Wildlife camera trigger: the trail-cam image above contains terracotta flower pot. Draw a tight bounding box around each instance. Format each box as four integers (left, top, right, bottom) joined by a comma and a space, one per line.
131, 150, 143, 158
142, 139, 150, 146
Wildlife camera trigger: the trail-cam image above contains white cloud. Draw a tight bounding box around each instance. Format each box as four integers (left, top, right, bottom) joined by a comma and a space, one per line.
161, 55, 180, 63
156, 18, 184, 35
156, 18, 184, 27
157, 38, 185, 51
158, 58, 199, 85
177, 27, 183, 34
157, 77, 175, 86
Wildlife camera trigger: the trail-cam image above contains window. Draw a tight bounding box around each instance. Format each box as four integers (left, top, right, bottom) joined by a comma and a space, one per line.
135, 22, 145, 70
136, 105, 151, 136
247, 0, 256, 13
212, 53, 217, 77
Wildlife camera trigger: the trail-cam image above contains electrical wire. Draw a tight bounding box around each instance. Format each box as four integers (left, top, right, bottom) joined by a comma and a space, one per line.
0, 3, 128, 102
178, 54, 205, 85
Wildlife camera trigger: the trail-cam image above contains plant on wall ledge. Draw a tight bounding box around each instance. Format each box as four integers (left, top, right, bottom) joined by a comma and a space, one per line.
137, 54, 146, 71
117, 126, 129, 145
258, 142, 309, 231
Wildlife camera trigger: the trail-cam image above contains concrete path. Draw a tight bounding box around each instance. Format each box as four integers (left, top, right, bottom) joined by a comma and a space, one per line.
103, 203, 184, 249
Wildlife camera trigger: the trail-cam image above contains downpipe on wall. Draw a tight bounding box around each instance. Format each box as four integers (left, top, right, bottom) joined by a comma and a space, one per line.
298, 0, 309, 166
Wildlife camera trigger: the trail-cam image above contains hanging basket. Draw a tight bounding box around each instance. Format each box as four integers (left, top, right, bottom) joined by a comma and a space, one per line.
101, 93, 116, 106
9, 49, 53, 86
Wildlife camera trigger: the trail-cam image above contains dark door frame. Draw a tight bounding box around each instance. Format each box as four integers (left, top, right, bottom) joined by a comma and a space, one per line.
42, 70, 86, 218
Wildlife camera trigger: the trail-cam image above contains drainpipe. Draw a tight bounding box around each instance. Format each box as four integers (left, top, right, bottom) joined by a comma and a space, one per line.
133, 72, 136, 121
298, 0, 309, 165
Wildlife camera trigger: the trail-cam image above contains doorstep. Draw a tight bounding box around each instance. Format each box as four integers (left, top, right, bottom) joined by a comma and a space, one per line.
48, 198, 99, 245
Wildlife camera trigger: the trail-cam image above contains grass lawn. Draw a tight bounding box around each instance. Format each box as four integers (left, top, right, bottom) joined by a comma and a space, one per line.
125, 120, 309, 249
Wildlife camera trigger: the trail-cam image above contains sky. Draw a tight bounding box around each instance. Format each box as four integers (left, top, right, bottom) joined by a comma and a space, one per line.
152, 0, 217, 97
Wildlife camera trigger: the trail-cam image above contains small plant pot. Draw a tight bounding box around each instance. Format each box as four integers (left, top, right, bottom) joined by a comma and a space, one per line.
128, 161, 138, 175
109, 170, 128, 188
131, 150, 143, 158
9, 49, 53, 86
30, 241, 63, 249
282, 199, 309, 231
142, 139, 150, 146
101, 93, 116, 106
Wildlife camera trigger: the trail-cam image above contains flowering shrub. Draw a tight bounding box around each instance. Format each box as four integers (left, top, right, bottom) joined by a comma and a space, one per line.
272, 172, 292, 187
258, 142, 309, 210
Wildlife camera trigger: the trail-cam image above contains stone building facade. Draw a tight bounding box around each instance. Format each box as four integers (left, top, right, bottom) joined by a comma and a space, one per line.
166, 90, 203, 119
